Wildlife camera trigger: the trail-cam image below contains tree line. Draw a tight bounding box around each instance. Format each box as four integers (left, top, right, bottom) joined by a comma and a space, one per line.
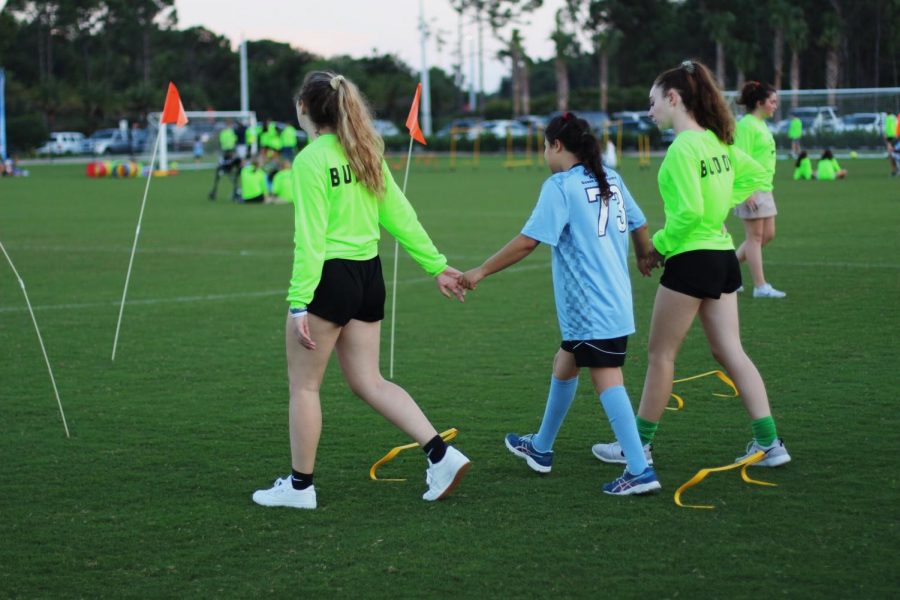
1, 0, 897, 151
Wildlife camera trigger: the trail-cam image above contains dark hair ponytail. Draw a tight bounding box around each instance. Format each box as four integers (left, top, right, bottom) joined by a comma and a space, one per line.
795, 150, 807, 167
737, 80, 776, 111
654, 59, 735, 144
544, 112, 612, 199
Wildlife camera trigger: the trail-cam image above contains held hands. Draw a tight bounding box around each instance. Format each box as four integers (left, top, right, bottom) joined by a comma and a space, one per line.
435, 266, 467, 302
458, 267, 486, 290
638, 247, 665, 276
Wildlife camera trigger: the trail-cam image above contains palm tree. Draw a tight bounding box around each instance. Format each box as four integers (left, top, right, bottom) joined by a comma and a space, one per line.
784, 6, 808, 108
701, 7, 736, 88
819, 1, 844, 106
550, 8, 577, 111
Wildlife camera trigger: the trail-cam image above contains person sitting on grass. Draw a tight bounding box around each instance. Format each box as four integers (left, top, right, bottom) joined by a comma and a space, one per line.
239, 155, 269, 204
816, 149, 847, 180
793, 151, 813, 180
270, 159, 296, 204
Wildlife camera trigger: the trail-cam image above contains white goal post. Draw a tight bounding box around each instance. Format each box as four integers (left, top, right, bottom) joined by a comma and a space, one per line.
146, 110, 257, 171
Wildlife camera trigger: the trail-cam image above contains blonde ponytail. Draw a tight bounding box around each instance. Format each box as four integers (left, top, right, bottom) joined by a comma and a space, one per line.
333, 77, 385, 197
297, 71, 386, 198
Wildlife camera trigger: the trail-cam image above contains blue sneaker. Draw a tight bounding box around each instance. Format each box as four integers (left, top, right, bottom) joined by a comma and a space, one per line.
602, 466, 662, 496
504, 433, 553, 473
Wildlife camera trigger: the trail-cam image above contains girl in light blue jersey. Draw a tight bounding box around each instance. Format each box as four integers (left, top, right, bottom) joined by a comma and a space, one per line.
460, 113, 660, 496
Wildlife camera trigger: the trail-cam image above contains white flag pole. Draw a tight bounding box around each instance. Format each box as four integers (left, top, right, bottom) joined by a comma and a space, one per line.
388, 136, 416, 380
0, 240, 70, 438
111, 129, 161, 361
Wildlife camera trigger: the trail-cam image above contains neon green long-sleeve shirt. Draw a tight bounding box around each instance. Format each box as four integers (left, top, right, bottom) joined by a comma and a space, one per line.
734, 114, 775, 192
793, 157, 813, 180
652, 129, 768, 258
287, 134, 447, 308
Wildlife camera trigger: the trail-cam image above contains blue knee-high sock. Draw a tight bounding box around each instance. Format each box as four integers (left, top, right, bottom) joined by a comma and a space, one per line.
531, 376, 579, 453
599, 385, 649, 476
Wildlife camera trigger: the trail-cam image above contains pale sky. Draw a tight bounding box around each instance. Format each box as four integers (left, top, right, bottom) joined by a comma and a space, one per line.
174, 0, 572, 93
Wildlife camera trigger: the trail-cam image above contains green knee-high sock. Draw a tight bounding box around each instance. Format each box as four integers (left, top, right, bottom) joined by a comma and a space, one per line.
751, 416, 778, 446
636, 416, 658, 446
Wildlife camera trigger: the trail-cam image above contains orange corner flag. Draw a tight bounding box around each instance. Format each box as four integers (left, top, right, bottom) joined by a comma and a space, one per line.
405, 83, 426, 145
160, 82, 188, 128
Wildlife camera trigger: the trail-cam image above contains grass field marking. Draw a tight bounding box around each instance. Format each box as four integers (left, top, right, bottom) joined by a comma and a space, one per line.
0, 262, 552, 315
7, 243, 899, 271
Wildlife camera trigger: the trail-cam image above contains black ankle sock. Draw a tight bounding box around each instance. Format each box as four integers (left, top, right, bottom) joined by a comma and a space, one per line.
423, 435, 447, 463
291, 469, 313, 490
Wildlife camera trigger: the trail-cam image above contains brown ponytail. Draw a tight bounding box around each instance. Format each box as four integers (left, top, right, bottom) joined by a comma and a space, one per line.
654, 59, 735, 144
296, 71, 386, 198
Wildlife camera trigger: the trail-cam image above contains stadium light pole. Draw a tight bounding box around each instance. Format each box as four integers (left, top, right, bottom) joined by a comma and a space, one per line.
0, 67, 7, 161
240, 38, 249, 113
418, 0, 433, 136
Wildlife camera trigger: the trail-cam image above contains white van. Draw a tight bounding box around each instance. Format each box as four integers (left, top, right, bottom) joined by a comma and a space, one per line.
36, 132, 86, 155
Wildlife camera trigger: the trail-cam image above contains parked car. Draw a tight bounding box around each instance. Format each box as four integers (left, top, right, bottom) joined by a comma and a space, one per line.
469, 119, 530, 140
841, 112, 883, 133
789, 106, 843, 133
609, 111, 655, 134
373, 119, 400, 137
548, 110, 610, 134
435, 118, 482, 138
83, 129, 133, 155
36, 131, 86, 156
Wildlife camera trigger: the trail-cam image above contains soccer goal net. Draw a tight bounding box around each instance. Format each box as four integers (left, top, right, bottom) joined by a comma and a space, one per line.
144, 110, 258, 171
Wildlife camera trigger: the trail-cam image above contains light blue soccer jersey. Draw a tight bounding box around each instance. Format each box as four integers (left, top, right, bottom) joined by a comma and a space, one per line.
521, 165, 646, 341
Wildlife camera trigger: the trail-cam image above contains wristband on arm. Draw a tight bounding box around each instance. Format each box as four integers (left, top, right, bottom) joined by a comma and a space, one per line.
289, 306, 308, 319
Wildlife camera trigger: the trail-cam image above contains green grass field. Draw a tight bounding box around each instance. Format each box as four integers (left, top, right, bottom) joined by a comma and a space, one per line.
1, 155, 897, 597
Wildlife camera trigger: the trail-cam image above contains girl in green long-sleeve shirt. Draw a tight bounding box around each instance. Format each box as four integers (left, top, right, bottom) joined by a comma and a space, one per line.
251, 71, 470, 510
593, 60, 791, 471
733, 81, 786, 299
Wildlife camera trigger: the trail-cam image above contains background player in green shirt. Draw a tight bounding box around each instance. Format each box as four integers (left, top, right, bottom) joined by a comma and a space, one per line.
733, 81, 786, 299
787, 116, 802, 158
793, 151, 813, 180
884, 112, 898, 176
594, 60, 791, 471
252, 71, 470, 510
815, 149, 847, 180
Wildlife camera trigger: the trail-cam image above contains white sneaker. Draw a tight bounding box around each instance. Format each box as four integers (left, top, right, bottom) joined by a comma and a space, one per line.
422, 446, 470, 501
735, 438, 791, 467
252, 476, 317, 509
591, 441, 654, 466
753, 284, 786, 298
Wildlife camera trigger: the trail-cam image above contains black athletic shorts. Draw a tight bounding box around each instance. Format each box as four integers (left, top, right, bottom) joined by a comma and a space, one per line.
659, 249, 742, 299
560, 336, 628, 368
307, 256, 385, 326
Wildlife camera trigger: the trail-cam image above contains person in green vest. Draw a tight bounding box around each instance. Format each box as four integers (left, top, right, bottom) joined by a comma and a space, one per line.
270, 159, 296, 203
280, 123, 298, 161
793, 151, 812, 180
816, 149, 847, 180
219, 121, 238, 159
240, 155, 269, 203
245, 122, 261, 157
885, 112, 898, 176
258, 119, 281, 158
733, 81, 786, 298
788, 115, 803, 158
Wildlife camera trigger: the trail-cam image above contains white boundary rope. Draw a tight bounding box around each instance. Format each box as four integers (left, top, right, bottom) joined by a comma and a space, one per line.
388, 136, 416, 379
111, 131, 161, 361
0, 240, 70, 438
